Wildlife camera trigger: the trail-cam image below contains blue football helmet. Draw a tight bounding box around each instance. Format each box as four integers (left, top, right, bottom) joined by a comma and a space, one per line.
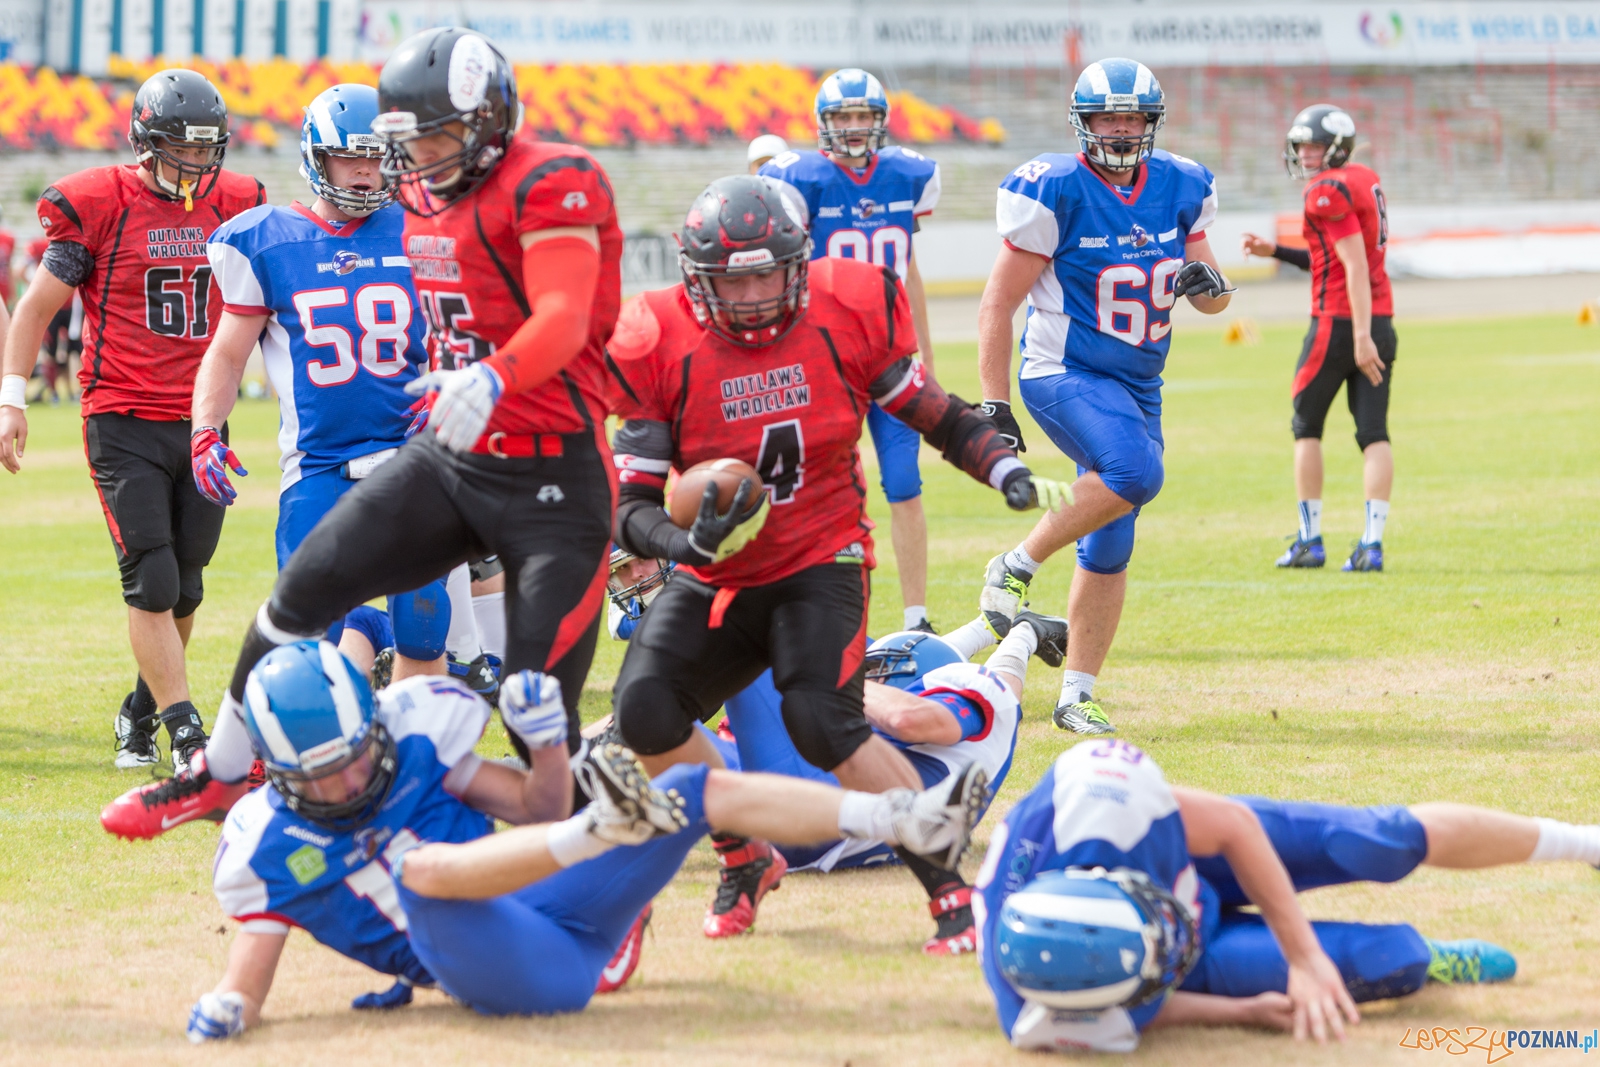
864, 631, 964, 690
995, 867, 1201, 1011
1070, 59, 1166, 171
242, 640, 397, 831
815, 68, 890, 159
300, 83, 391, 217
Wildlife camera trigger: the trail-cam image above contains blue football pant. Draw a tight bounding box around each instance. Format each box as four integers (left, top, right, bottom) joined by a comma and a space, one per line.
865, 401, 922, 504
276, 468, 448, 655
1018, 369, 1165, 575
1180, 798, 1433, 1002
398, 763, 711, 1015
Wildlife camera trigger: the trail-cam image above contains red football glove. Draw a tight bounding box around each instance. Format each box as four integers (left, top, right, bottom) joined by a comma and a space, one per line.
191, 426, 247, 506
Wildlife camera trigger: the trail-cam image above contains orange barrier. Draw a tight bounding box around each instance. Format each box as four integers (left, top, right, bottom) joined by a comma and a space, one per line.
0, 59, 1004, 151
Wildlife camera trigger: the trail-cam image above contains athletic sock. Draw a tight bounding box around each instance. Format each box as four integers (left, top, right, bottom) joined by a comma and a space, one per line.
838, 790, 900, 844
943, 616, 997, 660
158, 701, 204, 743
1298, 499, 1322, 542
204, 692, 257, 784
472, 591, 506, 660
444, 563, 482, 663
894, 845, 967, 900
130, 676, 158, 726
986, 624, 1037, 683
1003, 544, 1041, 577
546, 811, 621, 868
1529, 818, 1600, 865
1059, 670, 1096, 706
1363, 500, 1389, 545
903, 606, 929, 630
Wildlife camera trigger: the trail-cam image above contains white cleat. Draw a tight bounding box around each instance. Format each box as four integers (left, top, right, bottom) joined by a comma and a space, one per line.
573, 743, 689, 846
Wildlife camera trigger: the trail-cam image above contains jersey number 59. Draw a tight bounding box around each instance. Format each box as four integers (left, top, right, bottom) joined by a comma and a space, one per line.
1097, 259, 1182, 345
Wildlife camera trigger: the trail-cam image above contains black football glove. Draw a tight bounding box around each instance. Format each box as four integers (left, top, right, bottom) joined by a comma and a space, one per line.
686, 479, 770, 564
1172, 260, 1230, 300
979, 399, 1026, 453
1000, 468, 1074, 512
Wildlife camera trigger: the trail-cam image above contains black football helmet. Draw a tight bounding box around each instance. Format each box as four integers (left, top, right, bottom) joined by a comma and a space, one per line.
373, 28, 522, 216
679, 175, 812, 348
127, 69, 230, 209
1284, 104, 1356, 179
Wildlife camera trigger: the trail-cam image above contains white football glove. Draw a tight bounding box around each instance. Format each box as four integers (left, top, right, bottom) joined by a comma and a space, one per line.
499, 670, 568, 751
186, 991, 246, 1043
405, 363, 504, 454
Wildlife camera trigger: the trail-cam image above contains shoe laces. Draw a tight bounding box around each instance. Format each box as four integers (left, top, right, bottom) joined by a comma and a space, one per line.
138, 769, 212, 809
116, 724, 159, 759
1428, 948, 1480, 984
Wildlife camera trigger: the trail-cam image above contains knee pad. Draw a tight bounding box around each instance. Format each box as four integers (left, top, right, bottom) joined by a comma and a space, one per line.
1323, 805, 1428, 885
780, 688, 874, 773
1338, 922, 1430, 1002
878, 457, 922, 504
342, 604, 395, 652
173, 560, 205, 619
612, 675, 696, 756
1354, 427, 1390, 452
389, 579, 451, 661
1101, 437, 1164, 508
1291, 413, 1326, 441
1076, 508, 1139, 575
120, 544, 180, 614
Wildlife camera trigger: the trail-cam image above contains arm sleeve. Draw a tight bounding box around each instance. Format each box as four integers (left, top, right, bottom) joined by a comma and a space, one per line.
39, 241, 93, 289
1272, 245, 1311, 271
612, 418, 709, 565
482, 236, 600, 395
207, 239, 270, 315
872, 359, 1022, 491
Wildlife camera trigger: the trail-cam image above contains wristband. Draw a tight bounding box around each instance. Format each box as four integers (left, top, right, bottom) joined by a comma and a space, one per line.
0, 375, 27, 411
191, 425, 222, 440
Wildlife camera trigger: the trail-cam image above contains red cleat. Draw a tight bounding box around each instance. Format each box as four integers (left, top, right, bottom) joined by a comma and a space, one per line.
703, 836, 786, 938
100, 751, 254, 840
922, 885, 977, 956
595, 902, 652, 994
714, 718, 737, 744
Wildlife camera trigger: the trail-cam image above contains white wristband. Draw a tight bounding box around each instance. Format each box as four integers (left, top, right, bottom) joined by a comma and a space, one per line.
0, 375, 26, 411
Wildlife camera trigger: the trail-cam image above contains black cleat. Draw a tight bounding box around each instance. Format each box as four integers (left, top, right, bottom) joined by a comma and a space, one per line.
1275, 535, 1326, 568
170, 724, 209, 777
370, 647, 396, 691
1012, 610, 1068, 668
907, 617, 938, 634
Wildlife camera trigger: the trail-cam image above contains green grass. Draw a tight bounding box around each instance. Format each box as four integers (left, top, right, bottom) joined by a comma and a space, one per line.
2, 313, 1598, 1064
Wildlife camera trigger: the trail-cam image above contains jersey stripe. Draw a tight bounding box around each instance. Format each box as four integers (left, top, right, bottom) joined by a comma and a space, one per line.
41, 186, 82, 231
475, 202, 531, 318
88, 208, 132, 398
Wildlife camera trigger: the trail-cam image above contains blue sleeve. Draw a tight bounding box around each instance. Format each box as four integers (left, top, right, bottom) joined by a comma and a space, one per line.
924, 691, 986, 741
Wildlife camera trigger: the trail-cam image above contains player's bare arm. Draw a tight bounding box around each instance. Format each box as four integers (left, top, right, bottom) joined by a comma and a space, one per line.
863, 680, 963, 745
196, 927, 287, 1037
1333, 229, 1383, 386
976, 244, 1049, 406
457, 745, 573, 826
903, 251, 936, 378
191, 311, 268, 430
0, 263, 75, 472
1171, 785, 1361, 1043
1150, 990, 1295, 1033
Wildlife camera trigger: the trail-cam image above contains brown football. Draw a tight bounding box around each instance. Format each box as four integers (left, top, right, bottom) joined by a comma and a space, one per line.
669, 458, 763, 528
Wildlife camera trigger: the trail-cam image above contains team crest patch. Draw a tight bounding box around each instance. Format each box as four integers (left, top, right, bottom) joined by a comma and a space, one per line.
345, 826, 394, 867
319, 251, 374, 275
286, 843, 328, 885
855, 198, 879, 219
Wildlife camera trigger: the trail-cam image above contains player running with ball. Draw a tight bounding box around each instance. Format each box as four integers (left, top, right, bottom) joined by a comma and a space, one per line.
974, 59, 1233, 736
604, 174, 1067, 940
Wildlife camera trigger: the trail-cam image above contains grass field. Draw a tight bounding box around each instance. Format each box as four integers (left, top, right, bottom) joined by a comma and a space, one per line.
1, 309, 1598, 1066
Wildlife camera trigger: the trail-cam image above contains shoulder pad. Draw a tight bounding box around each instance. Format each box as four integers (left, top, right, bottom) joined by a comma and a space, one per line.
209, 202, 277, 243
608, 292, 663, 362
816, 257, 895, 315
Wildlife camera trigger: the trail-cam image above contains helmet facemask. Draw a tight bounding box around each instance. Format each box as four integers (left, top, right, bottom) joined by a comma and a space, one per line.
133, 129, 227, 209
374, 102, 522, 218
305, 138, 392, 218
818, 106, 888, 159
607, 549, 673, 613
681, 247, 811, 348
267, 720, 398, 833
1071, 104, 1163, 172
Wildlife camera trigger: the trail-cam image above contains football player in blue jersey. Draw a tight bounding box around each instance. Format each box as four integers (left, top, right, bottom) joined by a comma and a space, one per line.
760, 69, 943, 634
975, 740, 1600, 1053
185, 640, 986, 1041
100, 84, 479, 840
974, 59, 1234, 736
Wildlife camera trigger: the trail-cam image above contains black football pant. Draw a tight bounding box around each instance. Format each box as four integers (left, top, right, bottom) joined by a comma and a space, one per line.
613, 561, 873, 772
1291, 315, 1397, 450
236, 432, 612, 751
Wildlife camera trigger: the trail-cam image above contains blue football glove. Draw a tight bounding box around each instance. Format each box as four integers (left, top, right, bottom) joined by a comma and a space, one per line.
186, 991, 246, 1043
351, 976, 417, 1011
190, 426, 247, 506
404, 362, 503, 453
499, 670, 568, 751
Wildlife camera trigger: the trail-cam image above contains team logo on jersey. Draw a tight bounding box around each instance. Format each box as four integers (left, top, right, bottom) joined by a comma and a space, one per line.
1118, 224, 1153, 249
562, 191, 589, 211
719, 364, 809, 422
406, 235, 462, 282
817, 206, 844, 219
146, 226, 208, 259
286, 843, 328, 886
321, 250, 372, 276
855, 198, 880, 220
345, 826, 394, 867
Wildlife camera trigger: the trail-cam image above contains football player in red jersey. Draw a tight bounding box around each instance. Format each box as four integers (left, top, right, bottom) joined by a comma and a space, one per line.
1243, 105, 1395, 573
100, 29, 625, 839
605, 175, 1069, 933
0, 70, 265, 772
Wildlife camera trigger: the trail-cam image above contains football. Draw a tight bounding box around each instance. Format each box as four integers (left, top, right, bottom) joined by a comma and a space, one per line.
669, 458, 764, 528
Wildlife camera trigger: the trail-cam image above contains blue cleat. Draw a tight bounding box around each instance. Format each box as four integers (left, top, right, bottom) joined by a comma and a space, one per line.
1425, 938, 1517, 984
1276, 535, 1325, 568
1343, 540, 1383, 572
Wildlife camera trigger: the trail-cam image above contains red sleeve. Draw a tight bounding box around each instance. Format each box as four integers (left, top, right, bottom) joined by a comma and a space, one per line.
514, 151, 616, 236
1305, 180, 1362, 240
37, 177, 98, 247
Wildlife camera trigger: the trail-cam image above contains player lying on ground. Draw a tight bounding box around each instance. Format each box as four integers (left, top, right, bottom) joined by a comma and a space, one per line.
974, 58, 1233, 737
186, 640, 988, 1041
977, 739, 1600, 1053
713, 617, 1065, 955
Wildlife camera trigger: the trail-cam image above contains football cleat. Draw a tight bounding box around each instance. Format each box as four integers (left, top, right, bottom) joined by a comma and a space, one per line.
100, 750, 252, 840
889, 761, 989, 870
170, 723, 209, 777
596, 903, 653, 993
704, 837, 787, 939
1052, 694, 1116, 735
1012, 610, 1068, 668
1425, 938, 1516, 984
908, 617, 938, 634
113, 694, 161, 769
370, 646, 395, 690
980, 554, 1033, 637
448, 652, 502, 706
1275, 535, 1325, 568
923, 884, 977, 957
572, 743, 689, 846
1343, 540, 1383, 572
714, 718, 737, 745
